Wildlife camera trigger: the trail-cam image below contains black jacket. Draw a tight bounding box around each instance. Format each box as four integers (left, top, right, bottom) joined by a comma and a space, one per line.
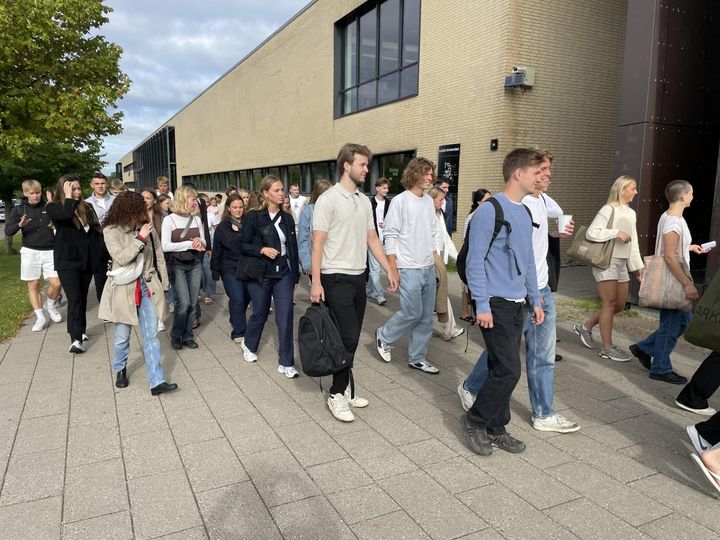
211, 220, 244, 276
4, 197, 55, 250
370, 195, 391, 236
240, 209, 299, 284
46, 199, 103, 272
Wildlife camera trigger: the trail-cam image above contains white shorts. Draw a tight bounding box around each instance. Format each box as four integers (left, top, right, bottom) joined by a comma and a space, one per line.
20, 247, 58, 281
592, 257, 630, 283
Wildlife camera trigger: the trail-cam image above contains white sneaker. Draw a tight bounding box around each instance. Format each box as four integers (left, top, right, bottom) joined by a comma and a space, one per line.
327, 393, 354, 422
375, 327, 392, 362
233, 337, 244, 343
408, 360, 439, 374
168, 303, 175, 313
573, 323, 596, 349
81, 333, 89, 342
443, 328, 465, 341
157, 321, 166, 332
686, 425, 719, 454
598, 346, 631, 362
278, 365, 299, 378
45, 299, 62, 323
532, 413, 580, 433
457, 382, 475, 412
240, 339, 257, 362
676, 400, 717, 417
69, 340, 84, 354
344, 387, 369, 408
32, 316, 47, 332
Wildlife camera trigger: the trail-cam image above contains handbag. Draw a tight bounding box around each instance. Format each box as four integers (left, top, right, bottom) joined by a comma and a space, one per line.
566, 207, 616, 269
107, 252, 145, 285
638, 226, 692, 310
684, 269, 720, 352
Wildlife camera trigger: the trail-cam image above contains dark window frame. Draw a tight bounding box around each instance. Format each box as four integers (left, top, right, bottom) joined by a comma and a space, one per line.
334, 0, 421, 118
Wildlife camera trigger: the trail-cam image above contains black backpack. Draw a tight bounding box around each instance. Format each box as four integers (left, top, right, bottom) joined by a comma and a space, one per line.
298, 302, 353, 377
456, 197, 537, 285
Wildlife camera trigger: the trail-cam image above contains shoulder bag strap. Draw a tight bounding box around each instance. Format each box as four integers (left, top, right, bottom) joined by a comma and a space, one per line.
178, 214, 194, 240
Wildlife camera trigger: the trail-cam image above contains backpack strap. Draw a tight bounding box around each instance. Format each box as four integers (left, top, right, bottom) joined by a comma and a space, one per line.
485, 197, 508, 259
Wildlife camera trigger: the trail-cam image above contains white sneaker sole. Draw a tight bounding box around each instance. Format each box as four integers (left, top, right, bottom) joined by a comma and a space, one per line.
532, 422, 581, 433
676, 400, 717, 417
598, 351, 631, 362
573, 325, 595, 349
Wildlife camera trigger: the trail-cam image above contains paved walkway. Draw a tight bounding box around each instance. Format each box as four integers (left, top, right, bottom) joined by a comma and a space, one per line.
0, 268, 718, 539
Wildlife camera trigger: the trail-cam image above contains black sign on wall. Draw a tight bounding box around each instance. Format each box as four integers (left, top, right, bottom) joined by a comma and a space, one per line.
437, 144, 460, 232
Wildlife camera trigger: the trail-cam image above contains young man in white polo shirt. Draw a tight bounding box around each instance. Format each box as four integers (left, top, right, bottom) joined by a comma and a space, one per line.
311, 143, 398, 422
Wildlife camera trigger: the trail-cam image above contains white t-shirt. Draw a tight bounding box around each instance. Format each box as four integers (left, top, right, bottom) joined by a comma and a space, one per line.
269, 211, 287, 256
656, 212, 692, 267
289, 195, 307, 225
522, 194, 549, 289
374, 197, 386, 244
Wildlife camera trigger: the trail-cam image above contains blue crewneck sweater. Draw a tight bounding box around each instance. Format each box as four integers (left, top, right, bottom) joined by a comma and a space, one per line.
466, 193, 541, 313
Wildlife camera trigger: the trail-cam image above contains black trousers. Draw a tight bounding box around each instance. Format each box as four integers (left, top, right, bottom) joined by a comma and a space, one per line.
467, 298, 525, 434
320, 273, 366, 395
678, 351, 720, 444
57, 269, 92, 342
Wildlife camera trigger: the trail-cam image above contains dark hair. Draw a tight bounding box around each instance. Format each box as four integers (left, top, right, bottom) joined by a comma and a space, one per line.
91, 172, 107, 180
103, 191, 149, 228
375, 177, 389, 188
470, 189, 491, 213
502, 148, 544, 182
221, 194, 245, 221
401, 157, 435, 189
434, 177, 451, 187
141, 189, 162, 230
225, 185, 237, 197
53, 175, 88, 227
336, 143, 372, 177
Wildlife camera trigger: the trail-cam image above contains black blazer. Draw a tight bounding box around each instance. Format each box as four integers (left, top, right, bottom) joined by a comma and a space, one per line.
239, 209, 299, 284
46, 199, 103, 272
211, 220, 243, 276
370, 196, 391, 236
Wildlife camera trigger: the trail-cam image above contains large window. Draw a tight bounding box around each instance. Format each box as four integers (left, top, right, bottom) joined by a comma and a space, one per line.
336, 0, 420, 116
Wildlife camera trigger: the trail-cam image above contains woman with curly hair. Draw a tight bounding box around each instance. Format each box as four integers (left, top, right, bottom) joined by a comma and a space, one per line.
98, 191, 177, 394
46, 175, 103, 354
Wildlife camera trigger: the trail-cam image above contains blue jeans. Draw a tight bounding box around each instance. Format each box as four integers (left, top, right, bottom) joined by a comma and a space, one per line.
465, 286, 557, 418
172, 261, 202, 342
366, 250, 385, 300
222, 272, 249, 339
245, 270, 294, 366
112, 279, 165, 388
635, 308, 691, 374
200, 253, 217, 295
379, 266, 436, 363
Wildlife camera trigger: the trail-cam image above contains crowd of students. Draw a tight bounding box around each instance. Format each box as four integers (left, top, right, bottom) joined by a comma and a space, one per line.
6, 144, 720, 495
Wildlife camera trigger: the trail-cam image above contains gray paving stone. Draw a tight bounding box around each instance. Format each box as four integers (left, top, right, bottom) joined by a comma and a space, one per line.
334, 428, 417, 480
241, 446, 319, 507
458, 483, 575, 539
516, 436, 576, 470
453, 529, 506, 539
379, 470, 487, 539
21, 385, 69, 419
638, 512, 718, 539
188, 366, 237, 393
351, 510, 431, 539
12, 413, 67, 455
155, 526, 208, 539
306, 457, 374, 494
200, 387, 255, 419
117, 398, 168, 437
157, 383, 207, 412
0, 448, 65, 505
122, 429, 183, 479
328, 484, 399, 524
0, 382, 30, 410
0, 495, 61, 539
62, 510, 134, 540
64, 458, 128, 523
219, 412, 283, 456
578, 423, 639, 450
179, 437, 248, 492
69, 394, 117, 427
128, 469, 203, 539
67, 421, 121, 467
546, 461, 672, 526
422, 456, 493, 494
618, 443, 707, 487
398, 437, 457, 466
353, 404, 432, 446
250, 393, 312, 427
270, 495, 355, 540
275, 420, 348, 467
544, 497, 645, 539
373, 386, 444, 421
197, 482, 280, 539
165, 405, 223, 446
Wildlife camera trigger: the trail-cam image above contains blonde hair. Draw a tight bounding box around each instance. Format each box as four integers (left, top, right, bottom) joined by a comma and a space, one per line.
665, 180, 692, 203
428, 186, 446, 215
22, 179, 41, 193
170, 185, 198, 216
606, 175, 636, 206
258, 175, 284, 210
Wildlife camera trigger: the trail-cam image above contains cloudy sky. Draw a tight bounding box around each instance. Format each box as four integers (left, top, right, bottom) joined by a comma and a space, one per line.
101, 0, 309, 174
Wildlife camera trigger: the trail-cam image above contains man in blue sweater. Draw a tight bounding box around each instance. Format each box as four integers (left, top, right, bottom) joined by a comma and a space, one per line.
460, 148, 544, 455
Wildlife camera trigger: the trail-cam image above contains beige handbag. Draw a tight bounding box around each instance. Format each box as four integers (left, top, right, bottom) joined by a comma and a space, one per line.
566, 207, 615, 269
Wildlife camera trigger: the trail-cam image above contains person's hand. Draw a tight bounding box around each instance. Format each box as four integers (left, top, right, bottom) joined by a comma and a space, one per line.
45, 190, 53, 202
139, 222, 153, 238
684, 282, 699, 300
531, 306, 544, 325
18, 214, 32, 228
476, 312, 493, 328
63, 181, 73, 199
190, 237, 205, 251
617, 231, 631, 243
555, 219, 575, 238
690, 244, 708, 254
310, 281, 325, 303
636, 268, 644, 283
386, 268, 399, 292
303, 268, 311, 276
261, 247, 280, 259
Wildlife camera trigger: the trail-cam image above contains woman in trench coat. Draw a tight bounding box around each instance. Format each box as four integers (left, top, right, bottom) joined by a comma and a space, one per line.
98, 191, 178, 395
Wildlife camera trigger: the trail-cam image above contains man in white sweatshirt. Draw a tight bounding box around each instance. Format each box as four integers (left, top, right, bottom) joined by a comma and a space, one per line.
375, 157, 441, 374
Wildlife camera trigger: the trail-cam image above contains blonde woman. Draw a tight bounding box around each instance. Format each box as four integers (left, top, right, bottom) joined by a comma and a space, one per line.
428, 187, 463, 340
574, 175, 644, 362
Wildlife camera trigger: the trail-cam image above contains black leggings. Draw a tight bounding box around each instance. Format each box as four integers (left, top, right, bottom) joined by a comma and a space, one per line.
57, 269, 92, 342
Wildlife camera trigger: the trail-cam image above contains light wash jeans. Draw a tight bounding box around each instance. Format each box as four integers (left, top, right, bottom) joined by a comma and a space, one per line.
172, 261, 202, 342
112, 278, 165, 389
464, 286, 557, 418
366, 250, 385, 300
379, 266, 436, 363
634, 308, 691, 375
200, 252, 217, 295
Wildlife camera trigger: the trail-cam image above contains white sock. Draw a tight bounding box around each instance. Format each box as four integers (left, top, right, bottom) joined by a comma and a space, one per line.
34, 308, 45, 319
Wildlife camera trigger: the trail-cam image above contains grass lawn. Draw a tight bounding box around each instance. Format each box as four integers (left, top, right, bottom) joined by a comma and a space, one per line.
0, 236, 32, 342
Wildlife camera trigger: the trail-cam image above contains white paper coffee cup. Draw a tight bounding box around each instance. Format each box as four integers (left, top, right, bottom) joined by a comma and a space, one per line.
558, 214, 573, 233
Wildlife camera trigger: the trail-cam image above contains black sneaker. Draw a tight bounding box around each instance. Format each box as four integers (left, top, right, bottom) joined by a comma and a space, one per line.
488, 431, 526, 453
649, 371, 688, 385
460, 415, 492, 456
629, 344, 651, 370
170, 339, 183, 350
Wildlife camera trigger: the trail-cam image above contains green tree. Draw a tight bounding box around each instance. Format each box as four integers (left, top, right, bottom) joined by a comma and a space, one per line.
0, 0, 130, 250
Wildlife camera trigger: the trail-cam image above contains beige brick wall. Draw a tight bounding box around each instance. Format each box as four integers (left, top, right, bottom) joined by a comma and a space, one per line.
145, 0, 627, 250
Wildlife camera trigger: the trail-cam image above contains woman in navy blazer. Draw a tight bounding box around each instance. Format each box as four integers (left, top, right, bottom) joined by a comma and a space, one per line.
239, 175, 300, 377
